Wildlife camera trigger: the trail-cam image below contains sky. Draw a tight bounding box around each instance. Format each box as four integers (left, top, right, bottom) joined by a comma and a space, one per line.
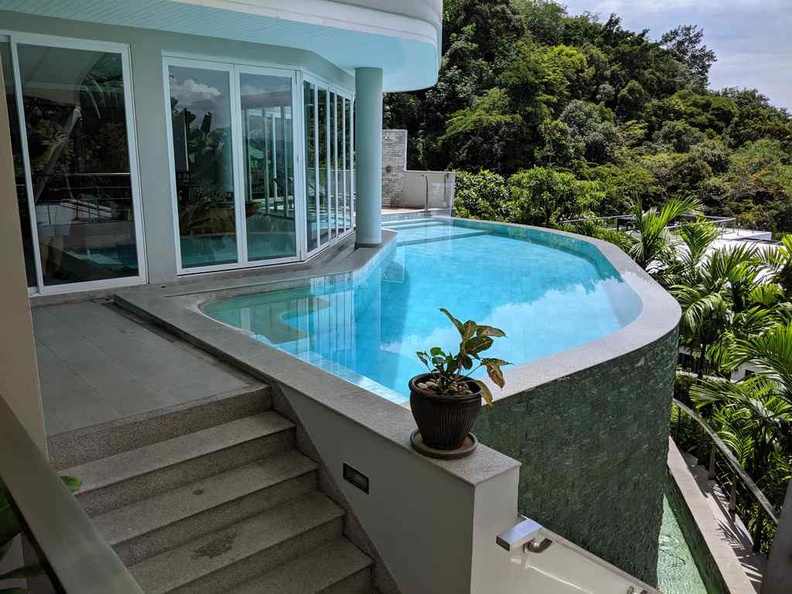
560, 0, 792, 110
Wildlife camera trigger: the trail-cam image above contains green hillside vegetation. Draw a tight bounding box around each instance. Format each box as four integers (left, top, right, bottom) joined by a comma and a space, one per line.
385, 0, 792, 234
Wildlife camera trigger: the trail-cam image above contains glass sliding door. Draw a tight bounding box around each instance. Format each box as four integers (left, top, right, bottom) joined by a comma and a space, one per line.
303, 81, 318, 253
317, 87, 330, 246
14, 41, 142, 288
239, 71, 297, 261
168, 63, 237, 269
330, 92, 340, 238
343, 97, 352, 232
0, 40, 35, 287
301, 82, 354, 253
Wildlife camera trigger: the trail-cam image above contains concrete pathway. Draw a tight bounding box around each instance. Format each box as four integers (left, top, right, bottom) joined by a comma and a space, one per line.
33, 301, 253, 435
668, 438, 765, 593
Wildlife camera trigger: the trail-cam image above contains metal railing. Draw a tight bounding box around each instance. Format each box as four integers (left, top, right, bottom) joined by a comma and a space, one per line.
562, 213, 737, 234
670, 398, 780, 553
0, 395, 142, 593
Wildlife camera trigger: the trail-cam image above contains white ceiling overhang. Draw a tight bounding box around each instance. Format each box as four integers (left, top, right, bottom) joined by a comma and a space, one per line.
0, 0, 442, 91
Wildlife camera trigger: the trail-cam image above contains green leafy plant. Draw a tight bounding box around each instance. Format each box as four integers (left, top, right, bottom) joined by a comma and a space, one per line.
416, 309, 510, 404
0, 476, 81, 591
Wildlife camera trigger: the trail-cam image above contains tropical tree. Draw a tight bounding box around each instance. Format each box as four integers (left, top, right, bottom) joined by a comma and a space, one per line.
672, 243, 776, 377
759, 235, 792, 299
668, 220, 720, 284
692, 323, 792, 481
622, 196, 699, 278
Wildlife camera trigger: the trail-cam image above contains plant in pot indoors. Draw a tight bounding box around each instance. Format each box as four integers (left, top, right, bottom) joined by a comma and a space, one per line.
410, 308, 510, 459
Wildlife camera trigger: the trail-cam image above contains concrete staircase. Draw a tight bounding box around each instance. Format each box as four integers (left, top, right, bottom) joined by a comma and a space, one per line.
55, 385, 374, 593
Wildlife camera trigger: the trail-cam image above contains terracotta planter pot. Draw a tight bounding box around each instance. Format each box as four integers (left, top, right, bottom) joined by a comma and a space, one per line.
409, 373, 482, 450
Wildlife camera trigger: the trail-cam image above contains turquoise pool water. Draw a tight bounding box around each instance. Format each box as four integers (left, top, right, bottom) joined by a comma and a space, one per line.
203, 218, 642, 402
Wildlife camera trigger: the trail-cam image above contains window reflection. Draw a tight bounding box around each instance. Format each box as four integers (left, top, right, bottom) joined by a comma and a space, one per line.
317, 88, 330, 246
304, 81, 318, 252
344, 98, 353, 231
17, 44, 139, 285
169, 65, 237, 268
240, 73, 296, 261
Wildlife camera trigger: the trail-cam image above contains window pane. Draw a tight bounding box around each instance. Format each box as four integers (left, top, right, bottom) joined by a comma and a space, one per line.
303, 81, 317, 252
317, 88, 330, 246
350, 99, 356, 229
17, 44, 139, 285
332, 93, 342, 237
240, 73, 296, 261
344, 98, 352, 231
169, 65, 236, 268
1, 42, 35, 287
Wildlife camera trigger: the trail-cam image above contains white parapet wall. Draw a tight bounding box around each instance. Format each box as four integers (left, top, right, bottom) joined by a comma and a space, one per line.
381, 129, 456, 210
400, 170, 456, 210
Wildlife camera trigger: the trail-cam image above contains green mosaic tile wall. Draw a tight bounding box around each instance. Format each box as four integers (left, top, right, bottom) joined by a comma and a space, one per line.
474, 327, 679, 585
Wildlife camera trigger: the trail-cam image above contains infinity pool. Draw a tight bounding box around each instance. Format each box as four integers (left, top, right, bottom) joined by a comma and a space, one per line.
203, 218, 642, 403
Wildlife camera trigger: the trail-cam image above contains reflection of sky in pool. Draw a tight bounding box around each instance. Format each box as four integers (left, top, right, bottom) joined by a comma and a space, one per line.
203, 219, 642, 403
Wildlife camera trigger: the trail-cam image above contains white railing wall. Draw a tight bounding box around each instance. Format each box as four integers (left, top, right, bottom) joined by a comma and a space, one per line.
399, 170, 455, 210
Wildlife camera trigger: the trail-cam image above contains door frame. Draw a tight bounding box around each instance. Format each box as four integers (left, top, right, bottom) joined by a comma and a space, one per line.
1, 31, 148, 296
163, 56, 305, 275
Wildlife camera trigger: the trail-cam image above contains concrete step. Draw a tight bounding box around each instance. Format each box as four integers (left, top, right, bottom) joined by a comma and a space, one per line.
383, 219, 444, 230
49, 384, 271, 470
130, 492, 346, 594
66, 412, 294, 515
233, 538, 373, 594
94, 450, 319, 565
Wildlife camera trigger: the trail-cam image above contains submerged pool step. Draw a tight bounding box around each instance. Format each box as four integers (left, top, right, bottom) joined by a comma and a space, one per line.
396, 229, 490, 247
383, 219, 447, 230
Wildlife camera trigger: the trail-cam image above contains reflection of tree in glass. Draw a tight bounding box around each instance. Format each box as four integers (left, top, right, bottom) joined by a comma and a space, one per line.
171, 95, 235, 236
24, 51, 130, 212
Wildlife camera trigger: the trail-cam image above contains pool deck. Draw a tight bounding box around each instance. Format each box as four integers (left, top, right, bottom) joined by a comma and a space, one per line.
33, 301, 256, 435
30, 231, 385, 436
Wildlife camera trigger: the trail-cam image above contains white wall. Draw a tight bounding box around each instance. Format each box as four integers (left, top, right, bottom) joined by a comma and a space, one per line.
0, 39, 45, 451
280, 383, 522, 593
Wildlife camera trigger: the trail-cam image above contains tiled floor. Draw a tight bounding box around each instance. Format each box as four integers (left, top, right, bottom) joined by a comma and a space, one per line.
33, 301, 254, 435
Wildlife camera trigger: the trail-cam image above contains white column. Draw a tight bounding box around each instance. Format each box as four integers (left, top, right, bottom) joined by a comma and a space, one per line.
354, 67, 383, 247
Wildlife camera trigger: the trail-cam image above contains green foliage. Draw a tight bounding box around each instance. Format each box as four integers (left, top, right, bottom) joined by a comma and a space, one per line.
453, 171, 511, 221
660, 25, 717, 90
384, 0, 792, 235
416, 309, 510, 404
625, 196, 699, 274
508, 167, 603, 226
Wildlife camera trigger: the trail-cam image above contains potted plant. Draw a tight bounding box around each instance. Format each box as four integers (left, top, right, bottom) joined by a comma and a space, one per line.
410, 308, 509, 458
